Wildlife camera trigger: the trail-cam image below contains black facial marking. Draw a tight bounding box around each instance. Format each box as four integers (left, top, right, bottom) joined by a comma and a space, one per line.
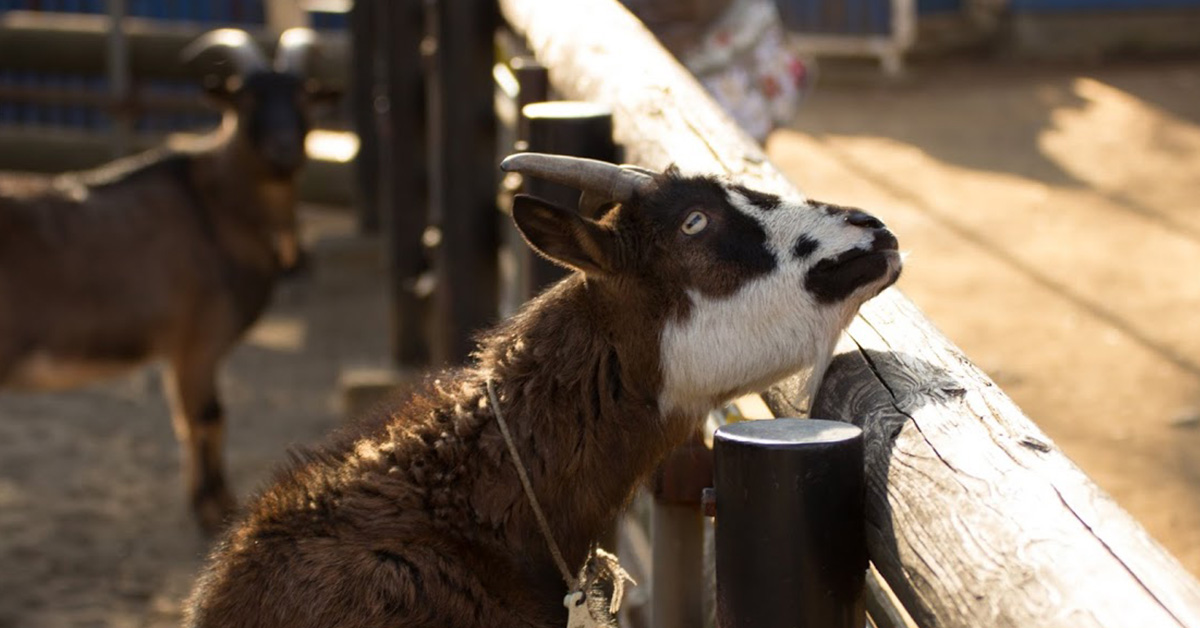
713, 200, 777, 276
793, 235, 819, 260
640, 175, 779, 298
731, 185, 782, 211
805, 249, 891, 304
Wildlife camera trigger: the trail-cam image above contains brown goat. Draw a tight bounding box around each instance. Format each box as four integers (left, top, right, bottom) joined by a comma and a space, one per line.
184, 153, 903, 626
0, 28, 323, 533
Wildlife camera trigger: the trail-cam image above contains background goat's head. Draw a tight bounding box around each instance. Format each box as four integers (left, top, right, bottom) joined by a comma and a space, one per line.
182, 28, 324, 178
503, 154, 902, 419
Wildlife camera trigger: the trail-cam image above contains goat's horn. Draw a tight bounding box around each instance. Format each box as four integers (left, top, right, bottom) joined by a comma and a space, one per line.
499, 153, 656, 206
181, 28, 269, 76
274, 27, 318, 76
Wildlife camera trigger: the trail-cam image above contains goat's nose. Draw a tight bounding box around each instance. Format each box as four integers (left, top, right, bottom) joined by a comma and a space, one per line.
845, 210, 885, 229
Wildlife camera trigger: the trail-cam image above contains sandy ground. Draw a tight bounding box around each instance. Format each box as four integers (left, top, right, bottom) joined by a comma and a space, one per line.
768, 58, 1200, 576
2, 58, 1199, 628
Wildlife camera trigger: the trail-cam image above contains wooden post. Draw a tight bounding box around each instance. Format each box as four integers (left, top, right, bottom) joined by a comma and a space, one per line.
426, 0, 500, 365
349, 0, 380, 234
377, 0, 431, 366
712, 419, 867, 628
650, 433, 712, 628
510, 57, 548, 145
493, 56, 548, 314
519, 101, 618, 297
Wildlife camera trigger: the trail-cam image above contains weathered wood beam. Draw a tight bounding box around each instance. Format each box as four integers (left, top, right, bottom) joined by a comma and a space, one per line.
497, 0, 1200, 625
765, 295, 1200, 628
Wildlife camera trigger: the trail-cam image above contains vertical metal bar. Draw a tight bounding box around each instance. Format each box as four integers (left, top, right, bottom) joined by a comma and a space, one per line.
377, 0, 432, 366
713, 419, 867, 628
518, 100, 618, 298
427, 0, 500, 365
510, 57, 547, 146
350, 0, 381, 234
106, 0, 131, 156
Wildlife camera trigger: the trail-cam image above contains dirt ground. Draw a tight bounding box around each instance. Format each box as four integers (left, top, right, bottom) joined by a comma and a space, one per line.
768, 58, 1200, 576
2, 58, 1199, 628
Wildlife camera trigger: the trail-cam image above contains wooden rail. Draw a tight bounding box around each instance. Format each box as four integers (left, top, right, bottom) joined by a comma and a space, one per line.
497, 0, 1200, 625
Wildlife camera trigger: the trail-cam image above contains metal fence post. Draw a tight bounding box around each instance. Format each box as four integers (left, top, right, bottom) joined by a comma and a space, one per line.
350, 0, 381, 234
426, 0, 500, 365
712, 419, 867, 628
376, 0, 431, 367
518, 101, 618, 297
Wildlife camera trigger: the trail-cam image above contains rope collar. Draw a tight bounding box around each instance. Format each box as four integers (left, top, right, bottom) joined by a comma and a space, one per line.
484, 378, 636, 625
485, 377, 576, 588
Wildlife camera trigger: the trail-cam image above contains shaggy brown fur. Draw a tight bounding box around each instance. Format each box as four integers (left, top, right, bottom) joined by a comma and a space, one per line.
185, 165, 901, 626
186, 266, 694, 625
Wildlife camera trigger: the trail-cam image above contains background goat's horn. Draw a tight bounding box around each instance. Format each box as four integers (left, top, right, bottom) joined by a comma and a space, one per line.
181, 28, 269, 76
500, 153, 656, 205
274, 28, 318, 76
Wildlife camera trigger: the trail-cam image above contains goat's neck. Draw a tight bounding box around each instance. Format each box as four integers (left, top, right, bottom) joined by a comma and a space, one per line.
477, 275, 699, 570
191, 121, 295, 274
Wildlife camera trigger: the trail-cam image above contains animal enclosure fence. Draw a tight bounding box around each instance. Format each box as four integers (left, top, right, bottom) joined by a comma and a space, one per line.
359, 0, 1200, 625
0, 5, 352, 203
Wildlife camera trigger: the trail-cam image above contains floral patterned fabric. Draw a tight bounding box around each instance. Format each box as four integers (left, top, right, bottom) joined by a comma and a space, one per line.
676, 0, 815, 142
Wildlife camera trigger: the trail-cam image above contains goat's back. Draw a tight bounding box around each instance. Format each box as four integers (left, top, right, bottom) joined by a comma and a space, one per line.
0, 154, 251, 388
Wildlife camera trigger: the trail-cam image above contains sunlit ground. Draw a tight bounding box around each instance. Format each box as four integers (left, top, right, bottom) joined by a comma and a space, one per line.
769, 60, 1200, 575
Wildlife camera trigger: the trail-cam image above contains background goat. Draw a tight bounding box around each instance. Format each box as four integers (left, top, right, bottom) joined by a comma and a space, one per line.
184, 153, 903, 626
0, 28, 324, 533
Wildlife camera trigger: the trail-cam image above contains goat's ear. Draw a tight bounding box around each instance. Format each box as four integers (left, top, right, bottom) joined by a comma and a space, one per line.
512, 194, 616, 275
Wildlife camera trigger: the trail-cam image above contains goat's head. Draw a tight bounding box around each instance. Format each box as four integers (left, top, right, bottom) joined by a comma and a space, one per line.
503, 153, 902, 418
182, 28, 324, 178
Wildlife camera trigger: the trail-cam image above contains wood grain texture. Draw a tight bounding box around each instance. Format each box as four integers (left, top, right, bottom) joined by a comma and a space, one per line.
498, 0, 1200, 625
767, 292, 1200, 628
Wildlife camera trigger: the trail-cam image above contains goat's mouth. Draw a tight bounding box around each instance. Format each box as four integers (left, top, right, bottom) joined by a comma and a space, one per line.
805, 231, 901, 304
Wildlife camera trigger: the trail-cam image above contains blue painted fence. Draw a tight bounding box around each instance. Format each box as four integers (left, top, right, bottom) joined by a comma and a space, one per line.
0, 1, 346, 133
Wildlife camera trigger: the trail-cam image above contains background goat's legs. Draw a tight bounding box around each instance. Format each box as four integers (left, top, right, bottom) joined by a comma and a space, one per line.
166, 350, 235, 535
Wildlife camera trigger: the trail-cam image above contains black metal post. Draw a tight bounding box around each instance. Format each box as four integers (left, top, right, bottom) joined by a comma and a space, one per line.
519, 101, 618, 297
377, 0, 431, 366
350, 0, 380, 234
494, 56, 548, 313
427, 0, 500, 365
712, 419, 867, 628
510, 57, 548, 146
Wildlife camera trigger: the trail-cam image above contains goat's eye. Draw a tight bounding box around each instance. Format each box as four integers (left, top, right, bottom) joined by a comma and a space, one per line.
681, 211, 708, 235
